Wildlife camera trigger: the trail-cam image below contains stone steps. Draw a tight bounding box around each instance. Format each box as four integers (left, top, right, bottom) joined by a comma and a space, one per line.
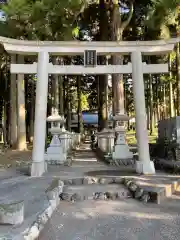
124, 175, 180, 204
61, 184, 132, 201
61, 175, 180, 205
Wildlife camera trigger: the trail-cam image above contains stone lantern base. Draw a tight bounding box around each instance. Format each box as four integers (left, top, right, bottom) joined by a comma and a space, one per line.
44, 135, 67, 164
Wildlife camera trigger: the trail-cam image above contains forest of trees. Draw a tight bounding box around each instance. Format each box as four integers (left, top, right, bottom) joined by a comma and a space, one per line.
0, 0, 179, 150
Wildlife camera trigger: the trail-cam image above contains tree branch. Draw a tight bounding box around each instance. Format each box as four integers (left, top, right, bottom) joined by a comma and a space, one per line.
121, 1, 134, 31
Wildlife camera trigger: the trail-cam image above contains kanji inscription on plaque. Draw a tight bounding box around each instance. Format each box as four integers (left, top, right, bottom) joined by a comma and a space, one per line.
84, 50, 97, 67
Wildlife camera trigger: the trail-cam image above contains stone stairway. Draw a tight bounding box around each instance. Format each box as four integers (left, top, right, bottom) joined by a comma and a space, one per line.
70, 143, 180, 204
123, 174, 180, 204
72, 142, 106, 167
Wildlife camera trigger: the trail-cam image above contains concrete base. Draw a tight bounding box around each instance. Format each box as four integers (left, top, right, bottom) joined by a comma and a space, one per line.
44, 153, 67, 164
136, 161, 156, 174
45, 135, 67, 164
112, 128, 133, 161
31, 161, 47, 177
112, 144, 133, 160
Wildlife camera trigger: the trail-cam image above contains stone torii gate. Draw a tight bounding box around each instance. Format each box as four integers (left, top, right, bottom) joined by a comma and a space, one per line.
0, 36, 179, 177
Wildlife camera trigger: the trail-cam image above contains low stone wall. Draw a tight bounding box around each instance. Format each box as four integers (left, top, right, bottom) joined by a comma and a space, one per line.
60, 176, 165, 204
60, 177, 132, 201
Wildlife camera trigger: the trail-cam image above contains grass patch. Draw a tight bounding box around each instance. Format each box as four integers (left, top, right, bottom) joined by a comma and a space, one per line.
126, 130, 157, 145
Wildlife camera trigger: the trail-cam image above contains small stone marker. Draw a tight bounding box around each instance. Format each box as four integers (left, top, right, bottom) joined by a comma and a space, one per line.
0, 200, 24, 225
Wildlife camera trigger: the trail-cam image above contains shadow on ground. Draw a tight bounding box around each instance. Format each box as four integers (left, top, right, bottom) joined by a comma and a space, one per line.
85, 169, 137, 177
38, 198, 180, 240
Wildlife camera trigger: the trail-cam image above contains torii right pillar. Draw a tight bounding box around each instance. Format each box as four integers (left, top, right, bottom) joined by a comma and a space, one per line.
131, 51, 155, 174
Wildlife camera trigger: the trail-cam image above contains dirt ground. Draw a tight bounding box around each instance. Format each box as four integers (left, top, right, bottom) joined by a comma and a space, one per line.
0, 148, 32, 168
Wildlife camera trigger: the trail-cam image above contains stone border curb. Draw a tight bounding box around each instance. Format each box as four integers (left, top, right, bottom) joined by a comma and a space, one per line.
22, 179, 64, 240
0, 179, 64, 240
60, 176, 168, 204
122, 177, 166, 204
122, 178, 151, 203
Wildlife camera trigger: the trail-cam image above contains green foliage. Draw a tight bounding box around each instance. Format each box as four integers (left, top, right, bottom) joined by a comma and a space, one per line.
72, 26, 80, 38
80, 93, 89, 110
69, 89, 89, 111
146, 0, 180, 38
1, 0, 86, 40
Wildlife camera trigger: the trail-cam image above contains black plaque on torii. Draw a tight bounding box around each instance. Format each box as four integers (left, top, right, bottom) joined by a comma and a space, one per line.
84, 50, 97, 67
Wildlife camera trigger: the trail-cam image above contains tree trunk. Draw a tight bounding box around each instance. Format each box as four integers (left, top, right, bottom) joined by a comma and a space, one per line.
111, 2, 124, 117
10, 55, 18, 148
17, 55, 27, 151
110, 1, 133, 119
176, 43, 180, 115
149, 74, 155, 135
98, 0, 109, 131
59, 77, 64, 115
145, 78, 150, 129
112, 57, 124, 115
3, 103, 7, 146
163, 83, 167, 119
52, 57, 59, 112
29, 79, 35, 143
155, 76, 160, 122
0, 96, 4, 143
98, 72, 108, 130
147, 107, 150, 130
169, 54, 175, 117
77, 76, 83, 134
66, 78, 71, 131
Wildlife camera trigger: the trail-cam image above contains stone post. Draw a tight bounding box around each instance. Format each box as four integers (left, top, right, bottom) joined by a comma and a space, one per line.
131, 51, 155, 174
31, 52, 49, 177
17, 55, 27, 150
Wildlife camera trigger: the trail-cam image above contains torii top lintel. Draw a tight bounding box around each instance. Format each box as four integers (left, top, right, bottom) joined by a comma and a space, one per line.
0, 36, 179, 55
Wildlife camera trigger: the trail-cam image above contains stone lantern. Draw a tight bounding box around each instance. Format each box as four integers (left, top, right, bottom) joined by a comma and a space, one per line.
97, 128, 115, 154
112, 114, 133, 165
44, 109, 67, 164
58, 118, 73, 153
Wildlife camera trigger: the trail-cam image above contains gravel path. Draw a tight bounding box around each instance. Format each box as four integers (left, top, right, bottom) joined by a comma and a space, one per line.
39, 143, 180, 240
38, 197, 180, 240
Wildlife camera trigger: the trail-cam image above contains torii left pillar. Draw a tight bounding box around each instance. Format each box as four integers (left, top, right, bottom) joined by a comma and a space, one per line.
31, 52, 49, 177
